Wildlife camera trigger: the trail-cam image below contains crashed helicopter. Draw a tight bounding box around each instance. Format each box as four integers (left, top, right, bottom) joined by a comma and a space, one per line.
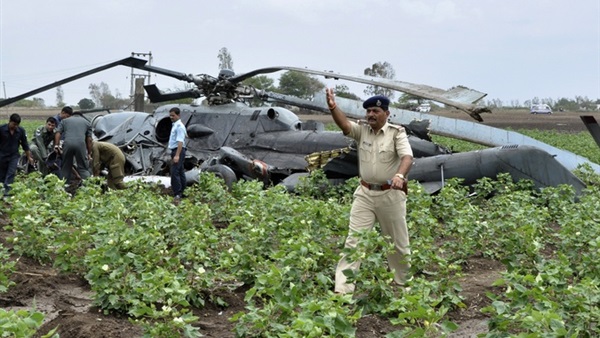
0, 56, 593, 195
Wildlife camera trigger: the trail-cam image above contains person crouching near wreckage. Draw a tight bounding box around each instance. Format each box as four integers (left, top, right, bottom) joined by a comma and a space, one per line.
325, 88, 414, 294
29, 116, 58, 175
91, 141, 126, 190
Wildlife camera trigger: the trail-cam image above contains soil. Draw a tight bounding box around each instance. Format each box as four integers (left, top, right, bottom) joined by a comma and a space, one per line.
1, 108, 594, 337
430, 108, 593, 133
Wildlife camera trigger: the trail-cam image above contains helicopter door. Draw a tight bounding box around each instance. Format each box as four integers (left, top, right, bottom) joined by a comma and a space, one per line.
183, 108, 241, 151
222, 109, 263, 148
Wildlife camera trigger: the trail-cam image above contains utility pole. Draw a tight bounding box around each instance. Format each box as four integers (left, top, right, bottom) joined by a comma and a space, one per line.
130, 51, 153, 111
1, 82, 7, 119
134, 78, 146, 112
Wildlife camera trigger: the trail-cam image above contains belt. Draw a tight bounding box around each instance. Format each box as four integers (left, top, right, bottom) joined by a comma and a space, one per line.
360, 180, 391, 191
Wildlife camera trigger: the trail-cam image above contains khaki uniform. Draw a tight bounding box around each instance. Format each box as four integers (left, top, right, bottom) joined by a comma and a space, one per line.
92, 142, 126, 189
335, 121, 413, 294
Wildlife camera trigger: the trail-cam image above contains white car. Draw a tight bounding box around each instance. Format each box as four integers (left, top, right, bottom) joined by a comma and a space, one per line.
530, 104, 552, 114
416, 103, 431, 113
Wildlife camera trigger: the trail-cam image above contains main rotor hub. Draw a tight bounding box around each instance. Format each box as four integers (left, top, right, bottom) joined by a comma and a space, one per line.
218, 69, 235, 79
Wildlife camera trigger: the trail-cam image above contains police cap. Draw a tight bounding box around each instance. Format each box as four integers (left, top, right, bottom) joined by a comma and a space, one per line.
362, 95, 390, 110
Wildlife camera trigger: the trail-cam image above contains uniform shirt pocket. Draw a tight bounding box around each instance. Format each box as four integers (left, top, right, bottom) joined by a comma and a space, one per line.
359, 141, 373, 163
378, 143, 396, 163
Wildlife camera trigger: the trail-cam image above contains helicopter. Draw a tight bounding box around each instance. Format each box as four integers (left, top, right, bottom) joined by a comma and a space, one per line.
0, 56, 589, 195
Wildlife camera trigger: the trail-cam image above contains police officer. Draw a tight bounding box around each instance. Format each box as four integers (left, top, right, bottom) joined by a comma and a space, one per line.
325, 88, 414, 294
91, 141, 127, 190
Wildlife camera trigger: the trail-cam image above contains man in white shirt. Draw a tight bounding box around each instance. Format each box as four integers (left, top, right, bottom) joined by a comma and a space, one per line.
168, 107, 187, 203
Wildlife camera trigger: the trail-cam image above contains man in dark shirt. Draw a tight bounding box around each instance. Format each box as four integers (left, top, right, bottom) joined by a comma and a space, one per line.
0, 114, 34, 196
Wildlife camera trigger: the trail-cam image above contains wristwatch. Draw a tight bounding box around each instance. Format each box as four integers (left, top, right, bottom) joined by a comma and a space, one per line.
395, 173, 407, 181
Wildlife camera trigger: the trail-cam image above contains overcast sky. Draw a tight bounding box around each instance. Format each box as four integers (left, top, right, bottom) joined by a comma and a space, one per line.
1, 0, 599, 108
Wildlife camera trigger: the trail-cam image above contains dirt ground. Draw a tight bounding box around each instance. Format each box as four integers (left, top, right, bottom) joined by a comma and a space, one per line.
0, 108, 594, 337
429, 108, 593, 133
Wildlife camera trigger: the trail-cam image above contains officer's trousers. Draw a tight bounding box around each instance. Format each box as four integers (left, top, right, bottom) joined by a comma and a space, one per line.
334, 185, 410, 294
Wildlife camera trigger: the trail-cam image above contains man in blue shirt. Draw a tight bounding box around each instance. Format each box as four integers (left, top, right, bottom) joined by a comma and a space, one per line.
53, 106, 69, 126
168, 107, 187, 203
0, 114, 34, 196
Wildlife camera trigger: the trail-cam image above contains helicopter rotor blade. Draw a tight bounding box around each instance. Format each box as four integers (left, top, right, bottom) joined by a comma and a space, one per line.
256, 90, 330, 113
0, 57, 147, 108
133, 63, 196, 83
279, 66, 489, 121
229, 67, 287, 84
144, 84, 201, 103
236, 66, 490, 121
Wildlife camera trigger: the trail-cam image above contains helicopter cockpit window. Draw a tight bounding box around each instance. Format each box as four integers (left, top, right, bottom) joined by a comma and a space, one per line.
155, 117, 172, 143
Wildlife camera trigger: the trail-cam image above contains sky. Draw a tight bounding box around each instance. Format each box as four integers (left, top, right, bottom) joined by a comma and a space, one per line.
0, 0, 599, 108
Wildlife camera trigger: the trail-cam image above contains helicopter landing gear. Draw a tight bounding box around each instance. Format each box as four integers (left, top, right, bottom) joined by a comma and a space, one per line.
203, 164, 237, 190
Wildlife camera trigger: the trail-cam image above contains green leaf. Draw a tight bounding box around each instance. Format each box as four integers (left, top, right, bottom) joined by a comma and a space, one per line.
492, 301, 507, 315
441, 320, 459, 332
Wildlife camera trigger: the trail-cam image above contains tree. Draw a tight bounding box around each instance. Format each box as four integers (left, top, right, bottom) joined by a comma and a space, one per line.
242, 75, 275, 91
555, 97, 577, 111
277, 71, 325, 100
78, 98, 95, 110
56, 86, 65, 107
218, 47, 234, 71
575, 95, 595, 110
12, 98, 45, 108
396, 93, 422, 110
33, 97, 45, 108
363, 61, 396, 99
88, 82, 130, 109
334, 84, 361, 100
89, 82, 109, 106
